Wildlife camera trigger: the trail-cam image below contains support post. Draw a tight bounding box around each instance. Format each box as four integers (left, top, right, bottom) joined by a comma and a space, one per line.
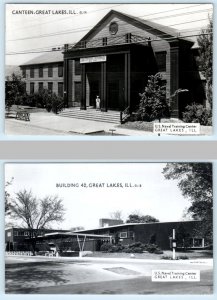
172, 229, 176, 260
124, 52, 131, 110
80, 63, 86, 110
170, 41, 179, 118
63, 58, 68, 107
100, 62, 107, 112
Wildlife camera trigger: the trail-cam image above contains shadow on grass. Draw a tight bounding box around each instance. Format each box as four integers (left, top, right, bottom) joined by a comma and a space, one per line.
5, 261, 70, 293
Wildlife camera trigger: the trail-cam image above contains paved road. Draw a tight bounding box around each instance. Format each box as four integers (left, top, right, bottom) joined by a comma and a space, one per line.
5, 256, 213, 294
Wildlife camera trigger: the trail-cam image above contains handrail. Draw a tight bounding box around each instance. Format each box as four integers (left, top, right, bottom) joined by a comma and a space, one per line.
120, 106, 130, 124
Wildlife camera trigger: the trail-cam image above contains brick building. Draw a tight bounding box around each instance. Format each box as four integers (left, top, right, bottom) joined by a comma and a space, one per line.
19, 10, 205, 118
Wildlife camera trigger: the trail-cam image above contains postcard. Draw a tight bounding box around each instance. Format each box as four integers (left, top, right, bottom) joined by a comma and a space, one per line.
5, 3, 213, 136
5, 162, 213, 294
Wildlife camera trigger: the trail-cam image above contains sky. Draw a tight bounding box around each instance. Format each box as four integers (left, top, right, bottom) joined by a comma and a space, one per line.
5, 3, 213, 65
5, 163, 191, 230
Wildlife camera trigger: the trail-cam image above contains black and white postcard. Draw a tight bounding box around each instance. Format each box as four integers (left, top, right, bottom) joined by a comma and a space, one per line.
5, 162, 213, 294
5, 3, 213, 136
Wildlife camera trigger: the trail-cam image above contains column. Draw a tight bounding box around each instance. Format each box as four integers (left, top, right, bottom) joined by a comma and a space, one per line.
63, 58, 68, 107
100, 62, 107, 112
170, 41, 179, 118
124, 52, 131, 110
80, 63, 86, 110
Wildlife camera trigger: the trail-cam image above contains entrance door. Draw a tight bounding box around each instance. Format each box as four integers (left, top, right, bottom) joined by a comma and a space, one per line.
89, 80, 100, 107
107, 81, 119, 110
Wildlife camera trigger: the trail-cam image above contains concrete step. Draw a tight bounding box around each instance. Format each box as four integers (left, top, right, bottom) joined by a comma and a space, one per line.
59, 109, 120, 124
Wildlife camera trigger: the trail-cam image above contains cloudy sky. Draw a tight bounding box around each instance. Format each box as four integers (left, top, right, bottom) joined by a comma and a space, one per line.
5, 3, 213, 65
5, 163, 191, 230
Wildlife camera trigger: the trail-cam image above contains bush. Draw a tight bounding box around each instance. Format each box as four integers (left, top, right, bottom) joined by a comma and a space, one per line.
177, 255, 189, 260
154, 249, 164, 254
100, 243, 113, 252
146, 244, 158, 253
182, 103, 212, 126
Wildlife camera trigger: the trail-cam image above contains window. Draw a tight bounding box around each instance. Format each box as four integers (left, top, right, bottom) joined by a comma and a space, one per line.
24, 232, 29, 236
48, 82, 53, 93
74, 82, 81, 102
119, 232, 128, 238
125, 33, 132, 43
30, 82, 34, 94
22, 68, 26, 78
74, 59, 81, 75
39, 66, 43, 78
48, 65, 53, 77
30, 67, 34, 78
155, 51, 167, 72
58, 82, 63, 97
7, 232, 11, 237
14, 231, 18, 236
58, 64, 63, 77
38, 82, 43, 92
102, 37, 107, 46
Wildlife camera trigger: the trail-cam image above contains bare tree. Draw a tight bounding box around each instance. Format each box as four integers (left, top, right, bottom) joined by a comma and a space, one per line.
109, 210, 123, 220
10, 189, 65, 254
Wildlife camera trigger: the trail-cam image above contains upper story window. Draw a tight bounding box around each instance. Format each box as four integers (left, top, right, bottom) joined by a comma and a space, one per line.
48, 65, 53, 77
22, 68, 26, 78
155, 51, 167, 72
125, 33, 132, 43
102, 37, 107, 46
58, 64, 63, 77
74, 59, 81, 75
39, 66, 43, 78
30, 67, 34, 78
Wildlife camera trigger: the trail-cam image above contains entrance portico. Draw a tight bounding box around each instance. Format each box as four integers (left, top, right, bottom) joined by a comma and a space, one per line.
63, 42, 152, 113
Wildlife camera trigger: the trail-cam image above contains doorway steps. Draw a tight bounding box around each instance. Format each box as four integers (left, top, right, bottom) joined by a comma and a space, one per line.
58, 107, 121, 124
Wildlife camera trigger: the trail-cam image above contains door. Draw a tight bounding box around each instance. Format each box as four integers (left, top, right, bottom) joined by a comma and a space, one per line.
107, 80, 119, 110
89, 80, 100, 107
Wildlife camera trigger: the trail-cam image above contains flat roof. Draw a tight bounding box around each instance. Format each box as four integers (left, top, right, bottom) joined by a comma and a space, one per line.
74, 220, 201, 233
29, 232, 111, 240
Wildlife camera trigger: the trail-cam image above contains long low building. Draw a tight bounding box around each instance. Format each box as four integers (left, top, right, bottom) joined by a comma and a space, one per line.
19, 9, 206, 119
5, 220, 207, 252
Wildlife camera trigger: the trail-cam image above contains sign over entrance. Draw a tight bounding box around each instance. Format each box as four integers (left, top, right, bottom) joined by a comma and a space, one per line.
80, 56, 107, 64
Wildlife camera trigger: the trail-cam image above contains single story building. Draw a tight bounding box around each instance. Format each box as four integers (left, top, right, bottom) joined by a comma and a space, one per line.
5, 220, 207, 252
19, 10, 206, 119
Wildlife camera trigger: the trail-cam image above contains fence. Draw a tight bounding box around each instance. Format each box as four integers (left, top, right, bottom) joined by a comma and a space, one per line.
5, 251, 33, 256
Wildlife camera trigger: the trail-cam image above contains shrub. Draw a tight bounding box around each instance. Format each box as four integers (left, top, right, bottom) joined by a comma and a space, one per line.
154, 249, 164, 254
182, 103, 212, 126
146, 244, 158, 253
177, 255, 189, 260
100, 243, 113, 252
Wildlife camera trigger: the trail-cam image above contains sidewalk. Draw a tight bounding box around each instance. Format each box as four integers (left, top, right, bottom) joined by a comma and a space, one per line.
5, 111, 155, 136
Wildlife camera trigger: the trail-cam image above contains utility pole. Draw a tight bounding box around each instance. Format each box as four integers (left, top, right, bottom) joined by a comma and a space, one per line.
172, 229, 176, 260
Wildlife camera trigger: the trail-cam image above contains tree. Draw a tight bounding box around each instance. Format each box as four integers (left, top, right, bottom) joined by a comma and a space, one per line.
10, 189, 65, 254
5, 73, 26, 109
138, 73, 169, 122
109, 210, 123, 220
197, 18, 213, 108
162, 163, 213, 241
126, 213, 159, 223
5, 177, 14, 214
176, 224, 191, 251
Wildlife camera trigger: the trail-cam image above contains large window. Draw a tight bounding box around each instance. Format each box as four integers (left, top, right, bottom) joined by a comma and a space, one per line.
48, 65, 53, 77
39, 66, 43, 78
74, 82, 81, 102
30, 67, 34, 78
155, 51, 167, 72
119, 232, 128, 238
30, 82, 34, 94
38, 82, 43, 92
22, 68, 26, 78
74, 59, 81, 75
48, 82, 53, 93
58, 82, 63, 97
58, 64, 63, 77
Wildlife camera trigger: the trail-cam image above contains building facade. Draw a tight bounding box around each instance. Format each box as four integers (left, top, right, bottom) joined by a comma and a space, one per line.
19, 10, 205, 118
5, 220, 207, 252
20, 50, 64, 97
